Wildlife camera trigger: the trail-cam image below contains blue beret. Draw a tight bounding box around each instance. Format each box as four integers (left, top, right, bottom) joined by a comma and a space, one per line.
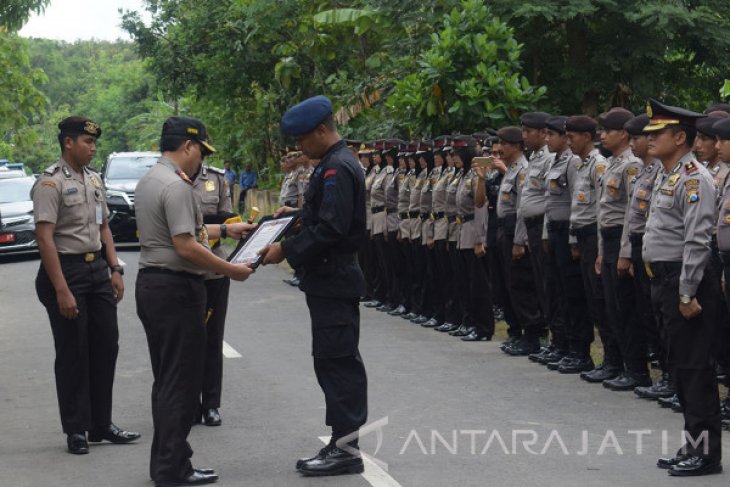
280, 95, 333, 137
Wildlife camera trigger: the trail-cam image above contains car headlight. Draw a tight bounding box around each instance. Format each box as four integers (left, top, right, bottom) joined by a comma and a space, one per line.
106, 190, 131, 207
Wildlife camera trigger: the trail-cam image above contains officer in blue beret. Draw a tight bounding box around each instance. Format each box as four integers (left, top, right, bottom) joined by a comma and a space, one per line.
259, 96, 368, 477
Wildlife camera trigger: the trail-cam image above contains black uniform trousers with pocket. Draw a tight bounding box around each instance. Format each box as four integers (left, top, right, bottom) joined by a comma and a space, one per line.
201, 276, 230, 410
36, 255, 119, 434
136, 269, 206, 483
306, 294, 368, 438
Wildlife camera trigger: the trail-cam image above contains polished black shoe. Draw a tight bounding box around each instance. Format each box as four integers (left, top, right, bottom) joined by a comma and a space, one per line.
435, 322, 452, 332
492, 305, 505, 321
722, 419, 730, 431
667, 456, 722, 476
289, 277, 300, 287
203, 408, 221, 426
547, 355, 575, 371
500, 336, 520, 351
297, 442, 364, 477
155, 471, 219, 486
450, 325, 472, 337
421, 318, 440, 328
528, 346, 553, 363
67, 433, 89, 454
504, 339, 541, 356
559, 356, 594, 374
388, 305, 407, 316
657, 451, 691, 469
363, 300, 381, 308
283, 277, 294, 285
658, 394, 680, 409
539, 348, 568, 365
88, 423, 140, 444
635, 374, 674, 400
461, 330, 490, 341
403, 312, 418, 320
580, 363, 622, 383
603, 372, 652, 391
670, 397, 684, 413
376, 304, 395, 312
411, 315, 429, 324
193, 467, 216, 475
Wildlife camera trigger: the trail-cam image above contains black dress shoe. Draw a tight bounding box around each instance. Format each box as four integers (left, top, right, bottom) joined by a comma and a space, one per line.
547, 355, 575, 371
376, 304, 395, 312
658, 394, 680, 409
421, 318, 439, 328
410, 315, 428, 324
504, 339, 541, 356
559, 356, 594, 374
528, 346, 552, 363
668, 456, 722, 476
203, 408, 222, 426
539, 349, 568, 365
635, 374, 674, 400
603, 372, 652, 391
388, 305, 407, 316
657, 451, 691, 469
67, 433, 89, 454
297, 442, 364, 476
403, 312, 418, 320
155, 471, 219, 486
450, 325, 472, 337
88, 423, 141, 444
500, 336, 520, 351
193, 467, 215, 475
580, 363, 622, 383
289, 277, 300, 287
461, 331, 490, 341
363, 300, 381, 308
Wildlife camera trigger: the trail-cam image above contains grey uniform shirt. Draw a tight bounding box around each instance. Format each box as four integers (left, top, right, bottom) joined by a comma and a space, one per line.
383, 165, 399, 233
627, 159, 661, 236
643, 152, 714, 296
456, 168, 487, 249
519, 145, 554, 219
446, 169, 462, 243
364, 167, 378, 232
370, 165, 388, 236
32, 158, 110, 254
420, 166, 441, 243
409, 169, 427, 240
192, 165, 232, 279
279, 170, 299, 206
717, 175, 730, 252
136, 157, 207, 276
496, 155, 529, 245
433, 166, 455, 241
545, 149, 579, 223
598, 147, 642, 258
570, 149, 606, 231
397, 168, 413, 239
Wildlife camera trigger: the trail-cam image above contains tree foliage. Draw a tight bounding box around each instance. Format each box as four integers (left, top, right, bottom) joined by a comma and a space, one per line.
0, 0, 48, 30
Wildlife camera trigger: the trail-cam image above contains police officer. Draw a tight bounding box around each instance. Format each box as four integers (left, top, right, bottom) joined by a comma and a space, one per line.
643, 100, 721, 477
192, 163, 239, 427
260, 96, 368, 477
596, 108, 652, 390
382, 140, 405, 315
370, 140, 394, 311
33, 116, 140, 454
135, 116, 254, 486
391, 142, 414, 316
406, 143, 431, 324
280, 150, 302, 287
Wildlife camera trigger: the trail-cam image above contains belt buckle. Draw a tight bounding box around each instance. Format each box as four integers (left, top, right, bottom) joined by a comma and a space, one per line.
430, 212, 436, 221
456, 216, 463, 225
644, 263, 654, 279
84, 252, 95, 263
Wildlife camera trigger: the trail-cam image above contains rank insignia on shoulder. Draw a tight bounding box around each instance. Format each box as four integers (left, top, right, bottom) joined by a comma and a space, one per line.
44, 164, 59, 175
175, 169, 193, 185
62, 166, 72, 178
687, 190, 699, 203
667, 173, 680, 187
684, 161, 699, 175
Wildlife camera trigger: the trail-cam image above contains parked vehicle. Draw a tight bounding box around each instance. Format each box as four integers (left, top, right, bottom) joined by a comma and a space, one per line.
0, 176, 37, 253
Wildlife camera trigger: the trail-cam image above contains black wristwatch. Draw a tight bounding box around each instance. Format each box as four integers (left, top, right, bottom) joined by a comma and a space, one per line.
111, 265, 124, 276
220, 223, 227, 239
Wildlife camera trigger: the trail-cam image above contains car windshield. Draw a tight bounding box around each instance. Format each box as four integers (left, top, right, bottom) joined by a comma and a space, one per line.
0, 178, 34, 203
106, 156, 158, 180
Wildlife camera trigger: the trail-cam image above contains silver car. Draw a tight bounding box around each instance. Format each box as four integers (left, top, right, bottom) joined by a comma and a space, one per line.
0, 176, 37, 253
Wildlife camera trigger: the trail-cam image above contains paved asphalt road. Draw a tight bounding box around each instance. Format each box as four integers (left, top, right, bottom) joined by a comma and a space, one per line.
1, 248, 729, 487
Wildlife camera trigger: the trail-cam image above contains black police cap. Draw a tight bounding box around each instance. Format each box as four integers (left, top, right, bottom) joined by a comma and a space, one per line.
58, 116, 102, 138
520, 112, 551, 129
644, 98, 705, 132
711, 118, 730, 140
565, 115, 597, 134
705, 103, 730, 115
624, 114, 650, 136
546, 116, 567, 134
697, 111, 730, 136
162, 116, 216, 154
497, 126, 523, 144
601, 108, 634, 131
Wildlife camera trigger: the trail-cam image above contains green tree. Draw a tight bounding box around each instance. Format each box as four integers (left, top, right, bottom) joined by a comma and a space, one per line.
0, 0, 48, 30
387, 0, 545, 135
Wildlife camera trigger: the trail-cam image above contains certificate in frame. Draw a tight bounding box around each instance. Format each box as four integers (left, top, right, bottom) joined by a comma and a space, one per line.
227, 214, 298, 268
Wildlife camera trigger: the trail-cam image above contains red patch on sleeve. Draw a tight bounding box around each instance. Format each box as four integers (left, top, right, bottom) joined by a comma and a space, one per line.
324, 169, 337, 179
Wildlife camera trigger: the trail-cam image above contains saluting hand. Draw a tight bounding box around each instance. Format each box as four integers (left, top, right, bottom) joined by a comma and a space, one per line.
679, 297, 702, 320
227, 222, 258, 240
111, 272, 125, 303
259, 242, 285, 265
56, 288, 79, 320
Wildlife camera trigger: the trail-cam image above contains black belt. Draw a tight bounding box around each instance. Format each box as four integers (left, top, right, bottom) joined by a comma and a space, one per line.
372, 206, 385, 214
447, 216, 457, 223
399, 212, 409, 219
644, 261, 681, 279
496, 214, 516, 228
58, 251, 102, 263
600, 225, 623, 239
432, 212, 445, 220
459, 214, 475, 223
524, 215, 544, 229
408, 211, 420, 218
629, 233, 644, 247
547, 220, 569, 232
386, 207, 397, 214
139, 267, 204, 280
420, 212, 431, 220
570, 223, 597, 238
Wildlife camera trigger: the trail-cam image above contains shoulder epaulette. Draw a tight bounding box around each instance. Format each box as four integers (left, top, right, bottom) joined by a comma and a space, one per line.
43, 164, 59, 176
85, 166, 99, 173
207, 166, 225, 175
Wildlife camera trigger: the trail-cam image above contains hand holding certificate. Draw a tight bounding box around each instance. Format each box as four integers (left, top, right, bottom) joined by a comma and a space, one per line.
228, 211, 299, 268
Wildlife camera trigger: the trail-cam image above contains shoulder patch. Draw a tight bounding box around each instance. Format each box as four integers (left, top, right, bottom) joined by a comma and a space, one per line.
41, 180, 57, 188
627, 166, 638, 177
324, 169, 337, 179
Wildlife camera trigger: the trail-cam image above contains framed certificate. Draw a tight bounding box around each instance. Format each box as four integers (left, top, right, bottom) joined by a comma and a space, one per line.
228, 214, 298, 268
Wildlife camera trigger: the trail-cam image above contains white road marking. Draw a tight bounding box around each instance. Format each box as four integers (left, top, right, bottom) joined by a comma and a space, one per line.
222, 341, 242, 358
318, 436, 402, 487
